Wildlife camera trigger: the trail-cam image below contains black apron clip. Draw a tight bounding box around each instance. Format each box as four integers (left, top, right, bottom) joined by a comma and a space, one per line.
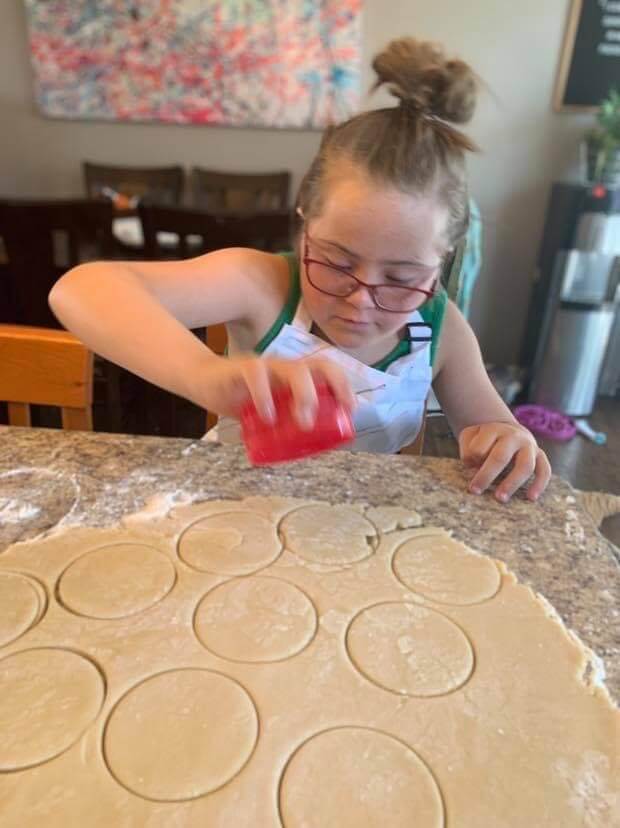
405, 322, 432, 344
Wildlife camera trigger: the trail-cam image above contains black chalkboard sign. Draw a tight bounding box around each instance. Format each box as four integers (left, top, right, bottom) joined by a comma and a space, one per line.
555, 0, 620, 110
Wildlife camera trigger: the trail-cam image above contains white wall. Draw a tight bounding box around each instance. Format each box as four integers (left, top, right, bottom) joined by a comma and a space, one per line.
0, 0, 595, 362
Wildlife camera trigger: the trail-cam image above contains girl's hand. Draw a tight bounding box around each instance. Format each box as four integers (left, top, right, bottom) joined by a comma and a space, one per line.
458, 422, 551, 503
200, 354, 356, 428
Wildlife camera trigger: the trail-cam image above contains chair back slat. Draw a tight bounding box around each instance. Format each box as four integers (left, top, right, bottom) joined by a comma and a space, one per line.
0, 324, 93, 431
139, 204, 237, 259
139, 204, 292, 259
7, 402, 31, 428
191, 168, 290, 213
0, 199, 114, 328
83, 162, 184, 207
61, 406, 92, 431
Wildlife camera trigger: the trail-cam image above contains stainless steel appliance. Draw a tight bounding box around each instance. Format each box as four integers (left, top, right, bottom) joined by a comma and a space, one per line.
523, 183, 620, 416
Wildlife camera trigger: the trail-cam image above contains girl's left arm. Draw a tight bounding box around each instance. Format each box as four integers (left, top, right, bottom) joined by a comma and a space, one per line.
432, 301, 551, 502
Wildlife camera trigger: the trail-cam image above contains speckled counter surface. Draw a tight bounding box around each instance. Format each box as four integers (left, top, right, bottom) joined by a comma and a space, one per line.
1, 426, 618, 702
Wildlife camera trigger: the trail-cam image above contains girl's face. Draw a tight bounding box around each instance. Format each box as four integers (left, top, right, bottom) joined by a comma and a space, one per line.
301, 169, 450, 350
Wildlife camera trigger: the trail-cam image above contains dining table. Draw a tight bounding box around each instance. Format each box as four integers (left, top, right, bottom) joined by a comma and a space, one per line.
1, 425, 618, 703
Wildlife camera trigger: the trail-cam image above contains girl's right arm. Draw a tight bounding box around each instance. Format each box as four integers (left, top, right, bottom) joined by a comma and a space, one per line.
49, 249, 354, 425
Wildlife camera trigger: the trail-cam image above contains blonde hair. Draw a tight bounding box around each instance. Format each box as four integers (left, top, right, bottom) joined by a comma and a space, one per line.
297, 38, 479, 247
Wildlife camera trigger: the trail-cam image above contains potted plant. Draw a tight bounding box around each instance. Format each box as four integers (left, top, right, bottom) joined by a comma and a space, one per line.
584, 88, 620, 185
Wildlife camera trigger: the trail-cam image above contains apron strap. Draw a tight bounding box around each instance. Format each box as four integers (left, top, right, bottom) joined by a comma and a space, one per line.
291, 296, 314, 332
405, 322, 433, 344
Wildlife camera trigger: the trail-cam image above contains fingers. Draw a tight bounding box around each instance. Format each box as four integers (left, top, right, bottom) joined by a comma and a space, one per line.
494, 444, 537, 503
462, 423, 552, 503
241, 359, 276, 423
526, 449, 552, 502
285, 365, 320, 429
235, 356, 355, 429
468, 439, 517, 495
460, 425, 499, 468
269, 357, 355, 430
309, 359, 357, 411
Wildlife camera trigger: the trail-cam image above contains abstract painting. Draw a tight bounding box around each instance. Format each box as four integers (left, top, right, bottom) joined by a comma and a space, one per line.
23, 0, 363, 129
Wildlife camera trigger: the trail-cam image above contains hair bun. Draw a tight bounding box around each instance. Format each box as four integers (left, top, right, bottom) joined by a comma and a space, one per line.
372, 37, 477, 124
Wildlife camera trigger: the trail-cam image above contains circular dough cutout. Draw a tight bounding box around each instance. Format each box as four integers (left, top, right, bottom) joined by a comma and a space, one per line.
280, 505, 376, 566
178, 512, 281, 575
279, 727, 444, 827
0, 572, 42, 647
346, 602, 474, 697
393, 534, 501, 605
0, 648, 105, 770
194, 577, 317, 662
104, 669, 258, 801
58, 543, 176, 619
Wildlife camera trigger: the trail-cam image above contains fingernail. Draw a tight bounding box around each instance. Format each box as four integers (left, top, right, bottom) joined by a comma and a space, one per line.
470, 486, 481, 495
497, 491, 508, 502
262, 402, 276, 423
299, 409, 315, 430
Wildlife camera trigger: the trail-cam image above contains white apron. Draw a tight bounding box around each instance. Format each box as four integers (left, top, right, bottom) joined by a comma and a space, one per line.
205, 299, 433, 454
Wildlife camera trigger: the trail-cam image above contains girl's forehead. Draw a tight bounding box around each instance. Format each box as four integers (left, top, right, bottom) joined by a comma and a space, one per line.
312, 173, 449, 260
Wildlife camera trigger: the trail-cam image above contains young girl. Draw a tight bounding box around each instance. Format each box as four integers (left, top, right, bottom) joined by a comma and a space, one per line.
50, 38, 551, 503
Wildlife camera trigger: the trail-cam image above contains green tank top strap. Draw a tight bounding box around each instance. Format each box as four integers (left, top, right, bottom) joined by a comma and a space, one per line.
254, 252, 301, 354
419, 288, 448, 366
254, 252, 447, 369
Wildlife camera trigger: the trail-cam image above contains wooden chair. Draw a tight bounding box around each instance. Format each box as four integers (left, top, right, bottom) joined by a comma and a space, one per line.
190, 168, 290, 213
220, 210, 292, 252
83, 162, 185, 209
138, 204, 238, 259
84, 163, 186, 259
0, 199, 123, 430
0, 198, 114, 329
139, 203, 292, 257
0, 325, 93, 430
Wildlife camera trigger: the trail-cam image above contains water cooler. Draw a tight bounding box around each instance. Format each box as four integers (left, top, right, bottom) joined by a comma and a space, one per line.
522, 182, 620, 416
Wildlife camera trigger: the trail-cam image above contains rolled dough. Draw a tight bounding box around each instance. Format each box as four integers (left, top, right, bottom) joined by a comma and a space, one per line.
0, 571, 42, 647
194, 576, 317, 663
58, 543, 175, 619
279, 727, 444, 827
0, 496, 617, 826
178, 511, 281, 575
104, 668, 258, 801
0, 648, 104, 771
393, 532, 502, 605
346, 601, 474, 697
280, 504, 376, 565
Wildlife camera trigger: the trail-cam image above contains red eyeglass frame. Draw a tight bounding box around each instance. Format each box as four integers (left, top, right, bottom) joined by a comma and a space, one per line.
302, 230, 437, 313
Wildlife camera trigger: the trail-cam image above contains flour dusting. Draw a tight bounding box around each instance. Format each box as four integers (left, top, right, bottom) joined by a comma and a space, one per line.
0, 498, 41, 523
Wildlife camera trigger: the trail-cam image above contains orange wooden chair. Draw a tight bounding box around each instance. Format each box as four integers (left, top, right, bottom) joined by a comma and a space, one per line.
0, 325, 93, 430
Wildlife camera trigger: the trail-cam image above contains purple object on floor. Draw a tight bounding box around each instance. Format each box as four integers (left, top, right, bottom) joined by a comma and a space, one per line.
513, 405, 577, 442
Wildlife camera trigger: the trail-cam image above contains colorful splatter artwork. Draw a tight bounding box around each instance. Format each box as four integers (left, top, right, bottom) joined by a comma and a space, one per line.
23, 0, 362, 129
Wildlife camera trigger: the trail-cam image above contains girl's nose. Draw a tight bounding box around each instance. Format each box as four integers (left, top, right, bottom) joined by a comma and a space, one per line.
345, 282, 376, 310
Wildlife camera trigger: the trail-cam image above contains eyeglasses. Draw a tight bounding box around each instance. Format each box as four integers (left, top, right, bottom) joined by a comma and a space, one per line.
302, 231, 437, 313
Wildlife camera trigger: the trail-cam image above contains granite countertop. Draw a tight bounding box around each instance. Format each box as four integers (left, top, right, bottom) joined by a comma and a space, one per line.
0, 426, 618, 702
